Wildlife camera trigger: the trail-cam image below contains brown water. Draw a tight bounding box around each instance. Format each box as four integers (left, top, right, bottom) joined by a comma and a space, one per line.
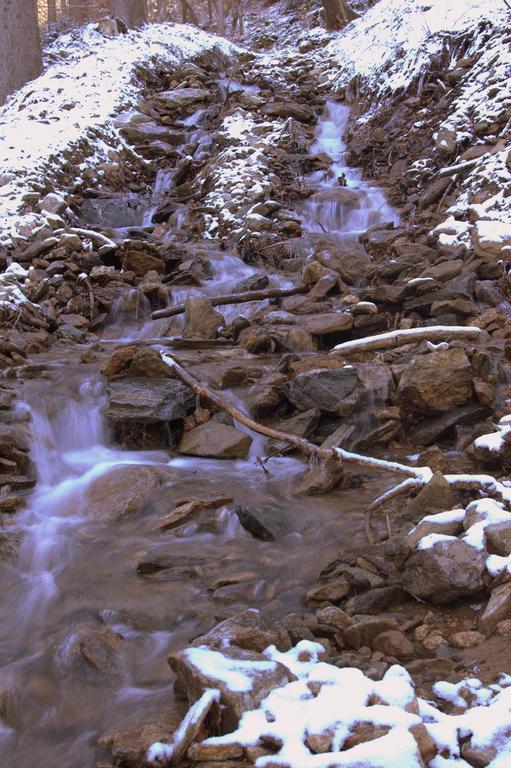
0, 94, 396, 767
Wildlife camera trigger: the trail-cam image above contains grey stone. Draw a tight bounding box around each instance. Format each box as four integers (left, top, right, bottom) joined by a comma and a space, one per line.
106, 378, 194, 423
235, 505, 293, 541
402, 540, 486, 605
285, 367, 360, 415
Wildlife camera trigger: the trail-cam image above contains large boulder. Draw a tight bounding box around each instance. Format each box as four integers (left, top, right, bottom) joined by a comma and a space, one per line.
401, 539, 485, 605
183, 297, 224, 339
106, 378, 194, 423
168, 645, 294, 730
397, 349, 473, 415
179, 421, 252, 459
191, 609, 290, 653
86, 465, 166, 521
285, 367, 360, 415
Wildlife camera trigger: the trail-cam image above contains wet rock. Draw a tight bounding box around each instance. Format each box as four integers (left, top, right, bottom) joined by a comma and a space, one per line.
183, 297, 224, 339
306, 578, 351, 604
294, 455, 344, 495
372, 630, 414, 659
179, 422, 251, 459
235, 504, 293, 541
123, 249, 165, 277
344, 617, 399, 650
87, 464, 166, 521
157, 495, 232, 532
450, 630, 485, 648
345, 586, 405, 615
101, 346, 172, 380
62, 621, 122, 674
397, 349, 473, 415
191, 609, 291, 653
168, 646, 295, 731
401, 540, 486, 605
303, 312, 353, 335
412, 403, 489, 446
106, 378, 194, 423
478, 583, 511, 634
400, 472, 457, 524
268, 408, 320, 456
98, 708, 184, 768
285, 367, 360, 415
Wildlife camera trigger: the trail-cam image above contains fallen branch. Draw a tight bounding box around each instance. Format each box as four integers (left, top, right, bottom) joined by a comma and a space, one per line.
152, 285, 307, 320
331, 325, 484, 356
162, 353, 511, 547
69, 227, 118, 254
160, 351, 428, 480
436, 158, 483, 178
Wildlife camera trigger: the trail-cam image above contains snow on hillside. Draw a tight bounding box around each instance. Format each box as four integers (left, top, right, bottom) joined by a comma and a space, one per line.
324, 0, 511, 260
0, 23, 238, 246
325, 0, 509, 100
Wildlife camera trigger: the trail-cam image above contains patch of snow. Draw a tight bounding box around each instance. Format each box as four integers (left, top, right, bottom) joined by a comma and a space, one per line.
183, 646, 278, 692
148, 641, 511, 768
0, 22, 239, 245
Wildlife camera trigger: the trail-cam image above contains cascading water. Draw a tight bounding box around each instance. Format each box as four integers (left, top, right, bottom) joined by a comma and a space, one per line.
0, 74, 400, 768
302, 100, 397, 238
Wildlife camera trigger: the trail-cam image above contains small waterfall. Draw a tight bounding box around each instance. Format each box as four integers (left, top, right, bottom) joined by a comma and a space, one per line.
110, 288, 152, 325
303, 100, 398, 237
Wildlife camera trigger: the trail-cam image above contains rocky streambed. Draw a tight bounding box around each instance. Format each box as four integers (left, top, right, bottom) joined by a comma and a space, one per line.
1, 21, 511, 768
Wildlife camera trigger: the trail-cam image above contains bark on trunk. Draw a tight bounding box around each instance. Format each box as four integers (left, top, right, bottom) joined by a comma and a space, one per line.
47, 0, 57, 23
109, 0, 146, 26
0, 0, 43, 105
321, 0, 358, 31
68, 0, 90, 22
217, 0, 225, 35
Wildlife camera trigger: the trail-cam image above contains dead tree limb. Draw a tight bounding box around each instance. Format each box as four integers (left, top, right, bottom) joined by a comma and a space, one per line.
152, 285, 307, 320
160, 352, 426, 479
331, 325, 484, 356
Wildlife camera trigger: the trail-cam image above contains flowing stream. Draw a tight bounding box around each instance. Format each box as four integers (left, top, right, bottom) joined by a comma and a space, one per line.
0, 95, 395, 767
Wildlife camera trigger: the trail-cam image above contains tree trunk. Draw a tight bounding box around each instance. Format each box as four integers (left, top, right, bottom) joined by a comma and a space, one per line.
217, 0, 225, 35
321, 0, 358, 31
180, 0, 198, 25
156, 0, 168, 21
0, 0, 43, 105
47, 0, 57, 23
68, 0, 90, 22
109, 0, 146, 26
